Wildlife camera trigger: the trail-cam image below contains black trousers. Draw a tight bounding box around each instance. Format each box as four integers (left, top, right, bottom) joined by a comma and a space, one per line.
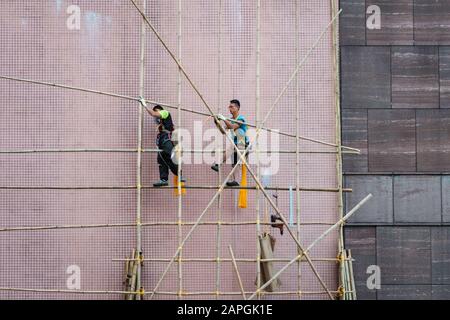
157, 139, 179, 181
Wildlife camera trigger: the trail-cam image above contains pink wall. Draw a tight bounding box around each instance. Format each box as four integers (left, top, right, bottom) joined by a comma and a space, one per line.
0, 0, 339, 299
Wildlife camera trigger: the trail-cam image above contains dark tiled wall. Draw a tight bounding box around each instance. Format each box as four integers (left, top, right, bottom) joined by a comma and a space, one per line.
340, 0, 450, 300
345, 226, 450, 300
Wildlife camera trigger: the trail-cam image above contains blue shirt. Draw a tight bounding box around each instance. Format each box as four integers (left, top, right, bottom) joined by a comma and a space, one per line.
231, 115, 249, 144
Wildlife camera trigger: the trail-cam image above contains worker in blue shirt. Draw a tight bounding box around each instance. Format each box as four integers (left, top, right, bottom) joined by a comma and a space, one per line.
212, 99, 249, 186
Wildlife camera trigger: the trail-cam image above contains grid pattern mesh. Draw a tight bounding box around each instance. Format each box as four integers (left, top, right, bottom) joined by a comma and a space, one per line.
0, 0, 340, 300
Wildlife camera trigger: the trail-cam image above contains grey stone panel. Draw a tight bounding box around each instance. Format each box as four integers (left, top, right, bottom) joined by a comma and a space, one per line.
392, 46, 439, 109
345, 175, 393, 224
393, 176, 441, 223
368, 110, 416, 172
342, 47, 391, 109
416, 110, 450, 172
377, 227, 431, 284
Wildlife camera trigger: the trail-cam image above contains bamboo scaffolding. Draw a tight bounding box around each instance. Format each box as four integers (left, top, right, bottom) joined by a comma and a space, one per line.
247, 194, 372, 300
147, 11, 344, 300
0, 75, 359, 152
0, 3, 349, 301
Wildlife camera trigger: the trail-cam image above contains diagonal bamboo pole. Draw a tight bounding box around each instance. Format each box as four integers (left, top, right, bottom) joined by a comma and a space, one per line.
247, 194, 373, 300
228, 246, 246, 300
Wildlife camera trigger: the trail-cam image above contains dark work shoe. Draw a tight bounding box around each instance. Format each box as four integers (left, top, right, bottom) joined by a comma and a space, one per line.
226, 181, 240, 187
153, 179, 168, 187
211, 164, 219, 172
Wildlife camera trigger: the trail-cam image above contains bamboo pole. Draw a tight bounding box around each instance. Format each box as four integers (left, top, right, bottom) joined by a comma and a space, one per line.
348, 250, 357, 300
0, 148, 360, 154
0, 287, 348, 296
255, 0, 262, 300
134, 0, 147, 301
228, 246, 246, 300
0, 185, 352, 192
0, 75, 360, 152
294, 0, 302, 298
247, 194, 372, 300
215, 0, 223, 300
0, 287, 135, 295
176, 0, 183, 301
330, 0, 346, 298
0, 221, 338, 233
113, 257, 346, 263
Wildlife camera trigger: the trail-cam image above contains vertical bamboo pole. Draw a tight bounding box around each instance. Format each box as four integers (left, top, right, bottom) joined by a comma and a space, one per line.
330, 0, 345, 297
295, 0, 302, 299
255, 0, 262, 300
177, 0, 183, 300
136, 0, 146, 300
215, 0, 223, 300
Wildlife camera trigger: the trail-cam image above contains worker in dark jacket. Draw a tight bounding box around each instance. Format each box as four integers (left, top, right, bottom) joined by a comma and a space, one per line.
139, 98, 185, 187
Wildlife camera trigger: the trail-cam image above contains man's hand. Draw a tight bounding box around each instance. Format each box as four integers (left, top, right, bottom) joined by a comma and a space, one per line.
139, 96, 147, 107
217, 114, 227, 121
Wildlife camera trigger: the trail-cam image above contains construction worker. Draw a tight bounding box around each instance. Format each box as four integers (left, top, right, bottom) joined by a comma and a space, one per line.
139, 98, 185, 187
211, 99, 249, 186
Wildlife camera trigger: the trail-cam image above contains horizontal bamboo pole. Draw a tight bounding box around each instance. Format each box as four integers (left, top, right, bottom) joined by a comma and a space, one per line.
0, 148, 359, 155
0, 287, 347, 296
112, 257, 345, 263
0, 221, 336, 233
0, 287, 131, 295
0, 185, 352, 192
0, 75, 359, 153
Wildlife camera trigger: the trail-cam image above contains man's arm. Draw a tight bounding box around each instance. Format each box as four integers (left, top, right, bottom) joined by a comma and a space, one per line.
146, 108, 163, 118
223, 119, 240, 130
139, 97, 165, 119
